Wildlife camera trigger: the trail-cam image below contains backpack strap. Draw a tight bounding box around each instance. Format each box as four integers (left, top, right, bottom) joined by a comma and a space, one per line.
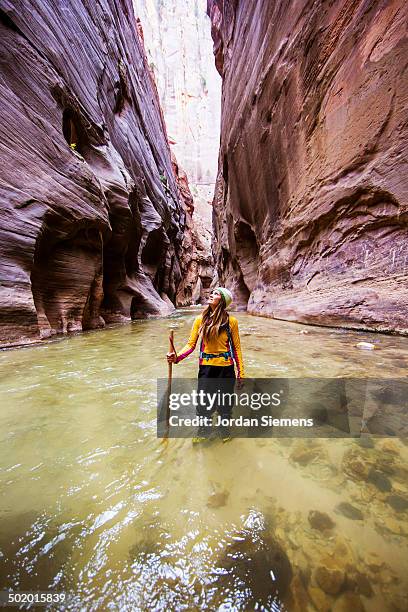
225, 316, 235, 364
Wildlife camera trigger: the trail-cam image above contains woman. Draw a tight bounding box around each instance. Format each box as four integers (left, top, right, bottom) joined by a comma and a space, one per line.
167, 287, 245, 442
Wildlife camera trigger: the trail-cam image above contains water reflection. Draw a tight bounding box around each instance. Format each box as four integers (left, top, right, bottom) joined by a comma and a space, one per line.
0, 309, 407, 610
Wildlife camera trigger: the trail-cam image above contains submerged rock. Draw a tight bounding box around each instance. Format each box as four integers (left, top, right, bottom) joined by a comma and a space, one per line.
349, 571, 374, 598
290, 442, 322, 466
215, 528, 293, 607
331, 536, 355, 571
365, 551, 385, 573
308, 510, 336, 531
314, 560, 345, 595
206, 490, 229, 509
386, 494, 408, 513
375, 516, 406, 536
367, 468, 392, 492
342, 448, 371, 481
335, 502, 364, 521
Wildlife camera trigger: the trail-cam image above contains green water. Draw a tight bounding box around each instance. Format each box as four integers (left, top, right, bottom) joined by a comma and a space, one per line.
0, 308, 407, 610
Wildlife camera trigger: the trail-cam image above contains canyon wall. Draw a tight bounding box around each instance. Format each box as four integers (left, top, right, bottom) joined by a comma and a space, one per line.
0, 0, 188, 346
208, 0, 408, 334
171, 152, 214, 306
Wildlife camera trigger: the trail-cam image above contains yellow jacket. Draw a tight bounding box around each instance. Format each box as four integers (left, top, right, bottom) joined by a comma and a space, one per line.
175, 314, 245, 378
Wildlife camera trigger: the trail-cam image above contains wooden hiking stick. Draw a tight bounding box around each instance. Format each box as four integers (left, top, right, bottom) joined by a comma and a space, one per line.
161, 330, 177, 443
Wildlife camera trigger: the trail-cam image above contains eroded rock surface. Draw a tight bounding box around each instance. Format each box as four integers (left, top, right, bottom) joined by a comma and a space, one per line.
172, 153, 213, 305
208, 0, 408, 333
0, 0, 188, 345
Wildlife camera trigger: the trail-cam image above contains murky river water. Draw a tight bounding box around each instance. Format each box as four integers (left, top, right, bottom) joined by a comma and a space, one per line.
0, 308, 407, 611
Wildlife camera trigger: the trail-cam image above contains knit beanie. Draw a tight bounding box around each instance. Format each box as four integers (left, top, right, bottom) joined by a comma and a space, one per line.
215, 287, 233, 308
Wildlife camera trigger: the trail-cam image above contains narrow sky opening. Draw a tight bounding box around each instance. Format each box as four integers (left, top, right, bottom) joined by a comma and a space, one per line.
133, 0, 221, 223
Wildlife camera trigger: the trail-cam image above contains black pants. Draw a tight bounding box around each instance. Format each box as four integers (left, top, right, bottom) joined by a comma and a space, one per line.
197, 364, 236, 419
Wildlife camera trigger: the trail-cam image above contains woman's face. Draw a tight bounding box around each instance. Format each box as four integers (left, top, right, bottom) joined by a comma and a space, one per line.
208, 290, 222, 308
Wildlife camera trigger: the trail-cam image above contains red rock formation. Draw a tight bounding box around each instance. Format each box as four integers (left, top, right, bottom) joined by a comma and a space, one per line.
208, 0, 408, 333
0, 0, 188, 346
171, 153, 214, 306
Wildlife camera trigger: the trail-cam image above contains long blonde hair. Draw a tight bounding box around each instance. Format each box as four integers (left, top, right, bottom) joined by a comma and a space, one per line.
200, 300, 229, 342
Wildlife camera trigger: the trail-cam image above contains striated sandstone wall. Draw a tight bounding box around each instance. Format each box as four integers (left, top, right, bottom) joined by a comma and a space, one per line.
208, 0, 408, 333
172, 153, 214, 306
0, 0, 188, 346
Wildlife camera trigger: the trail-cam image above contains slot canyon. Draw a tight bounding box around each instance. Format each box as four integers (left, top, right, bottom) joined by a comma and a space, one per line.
1, 3, 408, 611
0, 0, 407, 347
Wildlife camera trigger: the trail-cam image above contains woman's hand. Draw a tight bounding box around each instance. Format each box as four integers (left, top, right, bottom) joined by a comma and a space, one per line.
167, 352, 177, 364
236, 378, 244, 390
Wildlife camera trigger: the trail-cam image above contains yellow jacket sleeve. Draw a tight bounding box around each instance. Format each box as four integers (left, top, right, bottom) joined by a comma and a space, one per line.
229, 317, 245, 378
175, 316, 201, 363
